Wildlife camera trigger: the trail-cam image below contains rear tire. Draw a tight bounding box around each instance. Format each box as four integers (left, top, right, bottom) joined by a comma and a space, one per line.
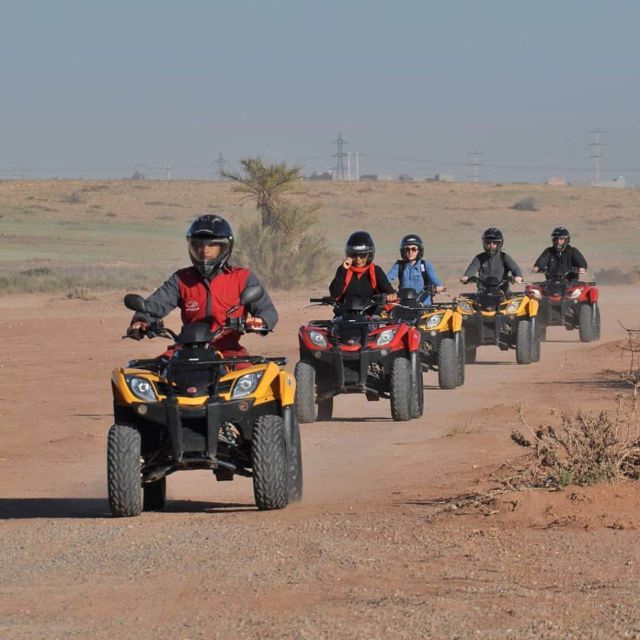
317, 397, 333, 422
410, 356, 424, 418
530, 319, 541, 363
287, 416, 303, 503
592, 304, 601, 341
516, 319, 533, 365
456, 331, 465, 386
143, 477, 166, 511
438, 337, 458, 389
465, 345, 477, 364
294, 361, 317, 424
107, 423, 143, 518
538, 324, 547, 341
390, 356, 412, 422
251, 415, 288, 510
579, 304, 594, 342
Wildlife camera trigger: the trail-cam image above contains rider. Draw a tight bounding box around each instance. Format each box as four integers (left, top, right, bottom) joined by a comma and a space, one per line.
329, 231, 398, 304
460, 227, 523, 293
128, 214, 278, 358
532, 226, 587, 280
386, 233, 444, 305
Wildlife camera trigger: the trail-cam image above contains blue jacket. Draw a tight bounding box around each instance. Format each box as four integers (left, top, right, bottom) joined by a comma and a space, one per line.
387, 259, 443, 304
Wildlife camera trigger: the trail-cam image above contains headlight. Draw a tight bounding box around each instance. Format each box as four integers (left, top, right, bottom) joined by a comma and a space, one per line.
529, 288, 542, 300
505, 299, 521, 314
376, 329, 397, 347
457, 300, 473, 314
569, 288, 583, 299
231, 372, 263, 399
308, 330, 328, 347
425, 313, 444, 329
126, 375, 158, 402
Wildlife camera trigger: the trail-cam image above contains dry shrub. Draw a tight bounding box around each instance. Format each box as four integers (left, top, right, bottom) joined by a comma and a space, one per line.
512, 196, 539, 211
506, 402, 640, 489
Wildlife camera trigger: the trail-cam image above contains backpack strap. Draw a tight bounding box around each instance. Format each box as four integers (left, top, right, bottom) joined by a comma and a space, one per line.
420, 260, 429, 288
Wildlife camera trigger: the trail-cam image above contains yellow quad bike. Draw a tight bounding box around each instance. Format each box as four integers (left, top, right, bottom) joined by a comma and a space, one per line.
455, 276, 541, 365
108, 286, 302, 517
384, 287, 465, 389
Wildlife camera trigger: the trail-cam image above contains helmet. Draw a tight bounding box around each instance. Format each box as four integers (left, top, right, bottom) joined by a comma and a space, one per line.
345, 231, 375, 265
400, 234, 424, 260
186, 214, 234, 278
551, 226, 570, 251
482, 227, 504, 254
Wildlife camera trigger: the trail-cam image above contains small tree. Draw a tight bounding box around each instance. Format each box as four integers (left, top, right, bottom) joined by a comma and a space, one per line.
222, 157, 303, 228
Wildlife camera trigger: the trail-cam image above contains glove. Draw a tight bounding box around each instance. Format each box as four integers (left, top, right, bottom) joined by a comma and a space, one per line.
127, 321, 148, 340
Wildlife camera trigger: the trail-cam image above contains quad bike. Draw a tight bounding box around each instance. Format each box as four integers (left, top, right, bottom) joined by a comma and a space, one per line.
295, 294, 424, 423
525, 269, 601, 343
383, 287, 465, 390
107, 286, 302, 517
455, 276, 541, 365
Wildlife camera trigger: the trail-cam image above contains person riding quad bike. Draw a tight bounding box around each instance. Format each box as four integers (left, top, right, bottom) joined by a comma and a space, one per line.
128, 214, 277, 360
329, 231, 398, 306
460, 227, 523, 292
532, 226, 587, 281
386, 234, 444, 305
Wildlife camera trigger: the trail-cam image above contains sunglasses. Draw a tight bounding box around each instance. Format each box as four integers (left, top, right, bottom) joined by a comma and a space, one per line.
404, 246, 419, 252
191, 239, 226, 248
348, 252, 369, 259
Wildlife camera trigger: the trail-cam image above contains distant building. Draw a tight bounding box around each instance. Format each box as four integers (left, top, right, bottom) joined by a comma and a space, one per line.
308, 171, 334, 181
398, 174, 414, 182
426, 173, 455, 183
547, 176, 568, 186
599, 176, 626, 188
360, 174, 379, 181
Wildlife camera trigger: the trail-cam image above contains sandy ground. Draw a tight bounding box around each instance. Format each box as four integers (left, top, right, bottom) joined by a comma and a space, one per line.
1, 285, 640, 639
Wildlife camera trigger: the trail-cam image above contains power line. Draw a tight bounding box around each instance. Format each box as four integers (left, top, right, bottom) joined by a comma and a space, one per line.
466, 151, 484, 182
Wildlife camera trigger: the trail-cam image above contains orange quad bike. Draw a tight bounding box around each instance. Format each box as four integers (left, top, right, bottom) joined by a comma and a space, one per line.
108, 286, 302, 517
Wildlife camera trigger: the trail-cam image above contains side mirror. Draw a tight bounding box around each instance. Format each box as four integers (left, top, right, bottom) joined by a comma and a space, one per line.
124, 294, 148, 313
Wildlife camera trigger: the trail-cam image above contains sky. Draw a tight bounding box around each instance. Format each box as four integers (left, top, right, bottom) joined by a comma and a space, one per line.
1, 0, 639, 183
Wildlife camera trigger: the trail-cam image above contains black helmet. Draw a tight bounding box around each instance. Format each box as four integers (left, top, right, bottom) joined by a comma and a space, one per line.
345, 231, 375, 265
186, 214, 234, 278
482, 227, 504, 254
551, 226, 570, 251
400, 234, 424, 260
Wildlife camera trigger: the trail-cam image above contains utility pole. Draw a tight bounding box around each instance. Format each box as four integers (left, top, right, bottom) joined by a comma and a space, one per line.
165, 162, 171, 181
355, 151, 359, 180
333, 133, 348, 180
347, 151, 352, 181
589, 130, 605, 186
466, 151, 484, 182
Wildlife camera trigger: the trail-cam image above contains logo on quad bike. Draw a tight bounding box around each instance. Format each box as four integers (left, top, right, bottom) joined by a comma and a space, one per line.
185, 300, 200, 313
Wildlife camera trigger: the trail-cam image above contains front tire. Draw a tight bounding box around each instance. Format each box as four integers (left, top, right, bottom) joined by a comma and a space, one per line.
287, 416, 303, 503
455, 331, 465, 386
592, 304, 601, 341
390, 356, 412, 421
410, 355, 424, 418
294, 361, 317, 424
107, 423, 143, 517
438, 337, 458, 389
251, 415, 288, 510
516, 319, 533, 365
579, 304, 594, 342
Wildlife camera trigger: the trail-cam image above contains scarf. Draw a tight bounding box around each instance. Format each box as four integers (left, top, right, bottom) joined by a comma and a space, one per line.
339, 263, 377, 299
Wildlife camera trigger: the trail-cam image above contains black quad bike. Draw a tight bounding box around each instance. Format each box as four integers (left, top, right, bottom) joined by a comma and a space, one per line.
295, 294, 424, 423
107, 286, 302, 517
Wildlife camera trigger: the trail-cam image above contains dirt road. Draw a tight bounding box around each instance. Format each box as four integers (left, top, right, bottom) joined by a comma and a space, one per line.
1, 286, 639, 639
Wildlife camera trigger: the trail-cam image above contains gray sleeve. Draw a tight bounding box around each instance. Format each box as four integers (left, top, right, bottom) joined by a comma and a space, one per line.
463, 256, 481, 278
504, 254, 523, 278
245, 272, 279, 330
132, 273, 180, 322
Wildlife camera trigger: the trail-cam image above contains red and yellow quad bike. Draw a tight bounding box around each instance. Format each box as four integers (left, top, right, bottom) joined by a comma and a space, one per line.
107, 286, 301, 518
383, 288, 465, 390
456, 276, 541, 365
295, 294, 424, 424
525, 269, 600, 342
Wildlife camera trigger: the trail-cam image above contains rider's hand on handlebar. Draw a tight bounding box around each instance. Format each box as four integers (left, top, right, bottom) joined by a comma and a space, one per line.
246, 316, 266, 331
127, 320, 149, 340
385, 292, 398, 303
435, 285, 445, 294
459, 276, 469, 284
578, 267, 586, 274
514, 276, 524, 283
531, 266, 540, 273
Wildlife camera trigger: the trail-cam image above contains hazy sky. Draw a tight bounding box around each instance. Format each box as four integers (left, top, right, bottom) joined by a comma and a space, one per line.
1, 0, 639, 183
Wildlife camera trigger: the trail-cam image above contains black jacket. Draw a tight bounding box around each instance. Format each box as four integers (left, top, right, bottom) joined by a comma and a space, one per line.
533, 246, 587, 279
463, 251, 522, 283
329, 264, 395, 301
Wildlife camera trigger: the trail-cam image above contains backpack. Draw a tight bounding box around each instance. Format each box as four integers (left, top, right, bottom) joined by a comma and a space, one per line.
397, 259, 430, 289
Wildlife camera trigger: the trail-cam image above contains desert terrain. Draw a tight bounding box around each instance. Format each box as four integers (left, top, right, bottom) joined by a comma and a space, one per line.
1, 180, 640, 639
